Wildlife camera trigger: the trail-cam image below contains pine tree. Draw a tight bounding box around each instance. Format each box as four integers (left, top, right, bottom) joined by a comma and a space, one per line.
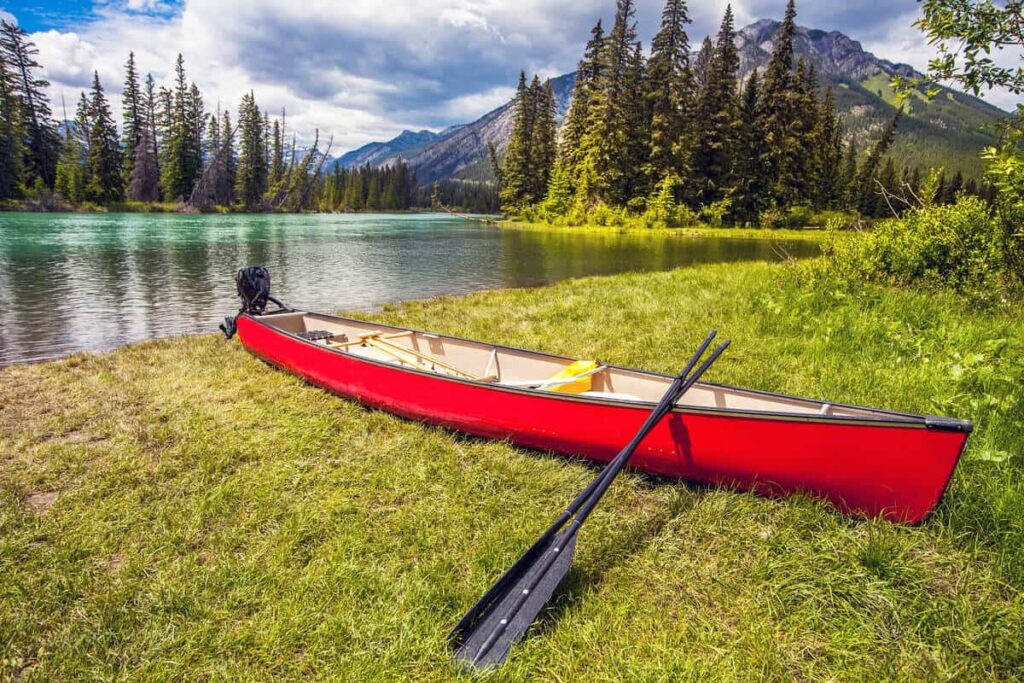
499, 72, 533, 209
128, 122, 160, 201
269, 116, 285, 188
813, 86, 843, 208
732, 68, 768, 222
839, 135, 858, 205
576, 0, 641, 206
622, 41, 649, 200
943, 170, 964, 204
644, 0, 692, 186
84, 72, 123, 202
187, 82, 204, 190
693, 37, 714, 93
855, 108, 901, 214
54, 94, 88, 203
551, 20, 604, 203
143, 73, 159, 181
690, 5, 740, 206
759, 0, 798, 206
784, 57, 819, 204
0, 53, 23, 198
528, 79, 557, 201
121, 51, 142, 188
234, 91, 267, 210
872, 156, 898, 216
0, 20, 59, 188
217, 111, 236, 205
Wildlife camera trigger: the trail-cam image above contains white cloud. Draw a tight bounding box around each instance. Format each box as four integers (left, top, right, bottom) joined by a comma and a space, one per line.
26, 0, 1022, 155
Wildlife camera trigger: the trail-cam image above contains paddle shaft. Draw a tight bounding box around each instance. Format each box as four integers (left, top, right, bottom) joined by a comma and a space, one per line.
465, 339, 730, 663
448, 331, 719, 644
450, 335, 729, 667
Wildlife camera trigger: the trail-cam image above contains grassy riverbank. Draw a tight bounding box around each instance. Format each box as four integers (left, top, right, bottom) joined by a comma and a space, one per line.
2, 261, 1022, 680
502, 219, 826, 241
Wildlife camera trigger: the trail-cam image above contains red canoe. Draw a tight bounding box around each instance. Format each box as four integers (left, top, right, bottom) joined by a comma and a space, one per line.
234, 308, 971, 524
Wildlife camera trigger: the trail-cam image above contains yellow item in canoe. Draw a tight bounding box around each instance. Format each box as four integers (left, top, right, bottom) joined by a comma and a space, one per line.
546, 360, 600, 394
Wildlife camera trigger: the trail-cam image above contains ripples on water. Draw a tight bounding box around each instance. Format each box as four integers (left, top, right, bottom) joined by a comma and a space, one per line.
0, 212, 818, 366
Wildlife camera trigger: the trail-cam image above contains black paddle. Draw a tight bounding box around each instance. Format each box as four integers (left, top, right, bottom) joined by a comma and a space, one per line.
449, 331, 730, 670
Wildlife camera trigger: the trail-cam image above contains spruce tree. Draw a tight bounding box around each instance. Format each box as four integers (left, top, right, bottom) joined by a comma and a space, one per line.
187, 82, 204, 191
813, 86, 843, 209
690, 5, 740, 206
0, 53, 23, 198
218, 111, 236, 205
0, 20, 59, 188
528, 79, 557, 201
855, 108, 901, 214
234, 91, 267, 210
622, 41, 650, 200
54, 94, 88, 203
872, 157, 898, 216
269, 117, 285, 188
759, 0, 798, 206
128, 123, 160, 202
784, 57, 819, 205
839, 135, 858, 206
499, 72, 533, 209
944, 170, 964, 204
84, 72, 123, 202
644, 0, 692, 186
732, 68, 768, 222
121, 51, 142, 188
693, 37, 714, 94
143, 74, 160, 180
550, 20, 604, 204
576, 0, 640, 206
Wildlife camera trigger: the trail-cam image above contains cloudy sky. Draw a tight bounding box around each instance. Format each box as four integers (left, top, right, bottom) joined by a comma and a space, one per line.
1, 0, 1017, 153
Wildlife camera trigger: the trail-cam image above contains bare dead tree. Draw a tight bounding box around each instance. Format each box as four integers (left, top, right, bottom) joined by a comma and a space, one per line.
184, 121, 235, 212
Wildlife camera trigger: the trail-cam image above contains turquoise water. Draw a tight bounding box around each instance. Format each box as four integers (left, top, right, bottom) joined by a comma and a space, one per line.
0, 212, 817, 366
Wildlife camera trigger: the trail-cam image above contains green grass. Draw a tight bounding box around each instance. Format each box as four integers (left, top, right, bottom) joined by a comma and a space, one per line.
2, 261, 1023, 680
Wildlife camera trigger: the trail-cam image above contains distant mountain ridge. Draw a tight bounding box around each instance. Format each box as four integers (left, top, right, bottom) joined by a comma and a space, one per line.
336, 20, 1007, 184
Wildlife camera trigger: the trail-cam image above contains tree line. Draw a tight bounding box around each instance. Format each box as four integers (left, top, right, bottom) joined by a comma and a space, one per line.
498, 0, 990, 225
0, 22, 482, 213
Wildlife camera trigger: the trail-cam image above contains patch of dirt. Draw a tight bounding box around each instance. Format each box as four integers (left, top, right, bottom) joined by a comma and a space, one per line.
24, 490, 58, 513
41, 430, 108, 445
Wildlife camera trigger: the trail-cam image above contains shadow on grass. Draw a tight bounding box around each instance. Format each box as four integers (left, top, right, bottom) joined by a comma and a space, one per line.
520, 482, 709, 642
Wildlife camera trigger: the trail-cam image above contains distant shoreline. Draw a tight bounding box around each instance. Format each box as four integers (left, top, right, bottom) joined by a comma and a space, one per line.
0, 201, 493, 217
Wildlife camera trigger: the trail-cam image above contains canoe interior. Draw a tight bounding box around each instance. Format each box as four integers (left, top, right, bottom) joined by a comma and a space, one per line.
258, 310, 924, 425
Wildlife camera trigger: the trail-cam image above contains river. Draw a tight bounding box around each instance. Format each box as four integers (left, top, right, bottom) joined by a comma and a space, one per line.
0, 212, 818, 366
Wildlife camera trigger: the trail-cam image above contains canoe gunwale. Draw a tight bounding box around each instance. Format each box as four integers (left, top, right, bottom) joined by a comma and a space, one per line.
243, 311, 973, 434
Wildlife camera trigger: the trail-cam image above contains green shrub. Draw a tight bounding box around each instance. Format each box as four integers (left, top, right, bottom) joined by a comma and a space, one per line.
821, 195, 1003, 293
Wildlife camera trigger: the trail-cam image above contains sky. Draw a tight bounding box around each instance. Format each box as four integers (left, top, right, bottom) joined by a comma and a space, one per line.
0, 0, 1019, 153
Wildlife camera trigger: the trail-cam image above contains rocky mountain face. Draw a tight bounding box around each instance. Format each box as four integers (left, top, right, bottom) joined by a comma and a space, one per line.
337, 20, 1006, 184
337, 129, 442, 168
333, 72, 574, 184
735, 19, 918, 82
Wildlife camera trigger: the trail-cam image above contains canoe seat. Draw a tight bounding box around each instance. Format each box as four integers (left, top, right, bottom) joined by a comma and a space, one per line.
501, 361, 606, 393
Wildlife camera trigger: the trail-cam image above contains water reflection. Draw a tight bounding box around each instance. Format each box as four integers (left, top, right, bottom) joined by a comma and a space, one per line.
0, 212, 817, 366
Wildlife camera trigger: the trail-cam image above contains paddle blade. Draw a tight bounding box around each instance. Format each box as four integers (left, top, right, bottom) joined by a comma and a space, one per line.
452, 529, 579, 670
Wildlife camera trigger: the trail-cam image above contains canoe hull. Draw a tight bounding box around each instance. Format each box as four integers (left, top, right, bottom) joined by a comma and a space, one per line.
237, 315, 968, 524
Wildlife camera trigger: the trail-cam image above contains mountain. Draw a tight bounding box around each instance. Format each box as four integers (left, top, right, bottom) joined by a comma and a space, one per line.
337, 20, 1007, 184
336, 129, 442, 168
736, 19, 1006, 176
333, 72, 574, 184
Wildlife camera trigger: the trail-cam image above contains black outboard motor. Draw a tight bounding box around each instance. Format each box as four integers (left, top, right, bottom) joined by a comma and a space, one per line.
220, 266, 289, 339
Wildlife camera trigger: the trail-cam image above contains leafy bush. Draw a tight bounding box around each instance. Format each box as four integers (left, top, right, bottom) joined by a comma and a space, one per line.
821, 195, 1003, 293
983, 140, 1024, 285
